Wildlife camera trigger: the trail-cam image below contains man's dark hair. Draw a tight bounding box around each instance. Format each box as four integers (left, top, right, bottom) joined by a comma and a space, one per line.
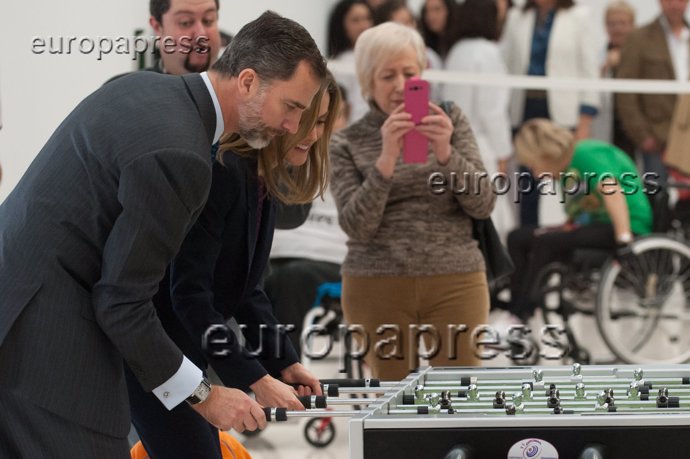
150, 0, 220, 23
212, 11, 327, 82
456, 0, 498, 42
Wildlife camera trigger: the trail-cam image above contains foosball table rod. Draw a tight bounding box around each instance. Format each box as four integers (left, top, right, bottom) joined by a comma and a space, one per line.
263, 407, 359, 422
297, 395, 379, 409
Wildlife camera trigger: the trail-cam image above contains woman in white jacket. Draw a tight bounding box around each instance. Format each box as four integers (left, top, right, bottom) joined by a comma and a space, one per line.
443, 0, 515, 240
501, 0, 599, 226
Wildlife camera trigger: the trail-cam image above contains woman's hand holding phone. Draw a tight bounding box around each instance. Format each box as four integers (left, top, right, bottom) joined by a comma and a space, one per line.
416, 102, 453, 166
377, 104, 414, 178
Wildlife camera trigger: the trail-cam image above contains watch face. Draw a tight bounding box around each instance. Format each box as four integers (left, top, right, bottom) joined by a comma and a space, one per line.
187, 378, 211, 405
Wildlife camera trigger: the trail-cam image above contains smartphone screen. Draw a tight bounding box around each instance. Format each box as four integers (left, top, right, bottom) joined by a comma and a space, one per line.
403, 78, 430, 164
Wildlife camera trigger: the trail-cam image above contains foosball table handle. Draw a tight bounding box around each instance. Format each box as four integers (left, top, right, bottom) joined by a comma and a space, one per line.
297, 395, 327, 409
320, 378, 381, 388
263, 407, 288, 422
287, 383, 340, 397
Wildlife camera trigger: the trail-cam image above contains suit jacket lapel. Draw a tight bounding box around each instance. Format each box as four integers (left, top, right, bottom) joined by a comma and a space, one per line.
181, 73, 216, 144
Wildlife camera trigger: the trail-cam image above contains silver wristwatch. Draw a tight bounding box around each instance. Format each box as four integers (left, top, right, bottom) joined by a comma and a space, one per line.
186, 377, 212, 406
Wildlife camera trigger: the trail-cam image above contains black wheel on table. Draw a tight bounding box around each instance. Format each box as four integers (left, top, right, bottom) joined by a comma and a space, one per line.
304, 417, 336, 448
596, 236, 690, 363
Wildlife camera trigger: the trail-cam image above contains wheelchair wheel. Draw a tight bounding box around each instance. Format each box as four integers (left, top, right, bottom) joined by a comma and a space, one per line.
304, 417, 336, 448
596, 236, 690, 363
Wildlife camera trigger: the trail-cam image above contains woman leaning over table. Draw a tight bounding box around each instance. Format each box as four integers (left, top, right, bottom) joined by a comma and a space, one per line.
329, 22, 496, 380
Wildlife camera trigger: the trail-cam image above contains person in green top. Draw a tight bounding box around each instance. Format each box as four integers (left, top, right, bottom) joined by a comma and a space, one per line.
505, 118, 653, 322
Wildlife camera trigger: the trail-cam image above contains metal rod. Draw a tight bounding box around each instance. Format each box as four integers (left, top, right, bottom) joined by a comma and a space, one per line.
263, 407, 360, 422
327, 386, 390, 395
325, 398, 379, 406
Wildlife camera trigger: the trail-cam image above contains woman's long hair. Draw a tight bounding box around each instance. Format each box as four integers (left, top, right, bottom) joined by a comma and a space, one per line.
218, 73, 342, 204
419, 0, 459, 60
456, 0, 499, 42
327, 0, 374, 58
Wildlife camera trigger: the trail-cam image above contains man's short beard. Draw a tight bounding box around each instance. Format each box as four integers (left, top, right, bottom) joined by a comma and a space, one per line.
238, 85, 275, 149
184, 53, 211, 73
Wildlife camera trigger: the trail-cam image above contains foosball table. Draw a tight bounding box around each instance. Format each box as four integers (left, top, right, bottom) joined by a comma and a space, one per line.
265, 365, 690, 458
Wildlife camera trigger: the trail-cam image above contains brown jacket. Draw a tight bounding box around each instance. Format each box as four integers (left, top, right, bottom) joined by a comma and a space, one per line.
616, 18, 677, 148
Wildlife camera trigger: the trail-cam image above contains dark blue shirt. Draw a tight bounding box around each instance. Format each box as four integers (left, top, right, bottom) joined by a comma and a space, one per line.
527, 9, 555, 77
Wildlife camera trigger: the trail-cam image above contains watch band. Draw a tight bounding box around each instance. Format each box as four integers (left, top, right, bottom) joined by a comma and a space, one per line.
185, 377, 212, 406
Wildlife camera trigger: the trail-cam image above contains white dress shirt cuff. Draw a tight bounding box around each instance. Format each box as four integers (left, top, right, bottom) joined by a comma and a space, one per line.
152, 356, 203, 410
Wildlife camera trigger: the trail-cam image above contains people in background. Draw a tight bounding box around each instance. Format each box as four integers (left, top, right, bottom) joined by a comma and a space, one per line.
507, 119, 652, 323
365, 0, 388, 9
373, 0, 444, 99
330, 22, 495, 380
419, 0, 459, 61
328, 0, 375, 124
496, 0, 514, 37
616, 0, 689, 186
373, 0, 416, 27
107, 0, 222, 89
501, 0, 600, 227
591, 1, 636, 157
148, 0, 222, 74
443, 0, 514, 241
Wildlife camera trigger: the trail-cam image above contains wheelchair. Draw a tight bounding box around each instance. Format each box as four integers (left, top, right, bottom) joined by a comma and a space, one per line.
300, 282, 365, 448
531, 187, 690, 365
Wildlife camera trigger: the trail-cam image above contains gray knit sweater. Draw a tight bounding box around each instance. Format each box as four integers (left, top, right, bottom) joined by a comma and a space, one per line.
329, 103, 496, 277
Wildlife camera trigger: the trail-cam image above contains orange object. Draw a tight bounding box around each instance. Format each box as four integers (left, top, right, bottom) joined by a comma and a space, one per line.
130, 431, 252, 459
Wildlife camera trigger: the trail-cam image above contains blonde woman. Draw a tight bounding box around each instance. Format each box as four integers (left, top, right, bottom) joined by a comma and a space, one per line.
126, 76, 341, 458
507, 118, 652, 322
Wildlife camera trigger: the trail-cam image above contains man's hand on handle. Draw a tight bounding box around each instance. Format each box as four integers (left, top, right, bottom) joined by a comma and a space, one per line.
191, 385, 266, 433
250, 374, 305, 411
280, 362, 323, 397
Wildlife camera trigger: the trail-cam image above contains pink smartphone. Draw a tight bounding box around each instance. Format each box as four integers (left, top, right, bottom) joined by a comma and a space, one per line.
403, 78, 430, 164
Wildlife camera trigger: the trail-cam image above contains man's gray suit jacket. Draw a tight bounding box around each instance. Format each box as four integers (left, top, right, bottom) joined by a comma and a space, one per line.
0, 71, 215, 437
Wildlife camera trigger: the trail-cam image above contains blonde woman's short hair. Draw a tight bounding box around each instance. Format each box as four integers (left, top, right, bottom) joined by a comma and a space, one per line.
514, 119, 575, 168
605, 1, 635, 22
353, 22, 427, 102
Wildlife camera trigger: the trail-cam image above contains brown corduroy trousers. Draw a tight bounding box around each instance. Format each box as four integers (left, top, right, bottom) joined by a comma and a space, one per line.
341, 272, 490, 381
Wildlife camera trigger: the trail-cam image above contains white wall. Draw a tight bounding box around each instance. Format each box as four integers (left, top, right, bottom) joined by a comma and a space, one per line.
0, 0, 670, 202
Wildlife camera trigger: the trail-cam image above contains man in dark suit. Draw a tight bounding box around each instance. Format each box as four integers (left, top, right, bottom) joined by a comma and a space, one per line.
616, 0, 690, 184
0, 11, 327, 457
